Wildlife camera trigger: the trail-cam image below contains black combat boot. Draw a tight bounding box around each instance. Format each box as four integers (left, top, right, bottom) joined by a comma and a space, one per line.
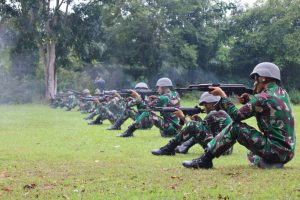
117, 124, 137, 137
84, 112, 97, 120
151, 139, 180, 156
107, 117, 125, 130
88, 115, 103, 125
175, 137, 196, 154
182, 150, 214, 169
257, 159, 284, 169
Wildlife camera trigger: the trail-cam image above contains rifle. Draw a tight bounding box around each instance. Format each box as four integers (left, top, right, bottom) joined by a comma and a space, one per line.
67, 89, 83, 96
80, 95, 110, 102
142, 106, 204, 116
179, 83, 253, 96
103, 89, 157, 98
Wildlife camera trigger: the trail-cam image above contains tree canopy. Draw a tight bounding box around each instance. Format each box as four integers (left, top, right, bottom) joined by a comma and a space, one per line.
1, 0, 300, 103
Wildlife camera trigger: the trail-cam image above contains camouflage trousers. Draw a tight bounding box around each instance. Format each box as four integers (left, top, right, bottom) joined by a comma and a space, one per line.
174, 120, 233, 155
135, 111, 180, 137
66, 100, 79, 110
96, 105, 123, 124
114, 108, 153, 129
80, 102, 94, 114
207, 122, 293, 163
174, 120, 213, 149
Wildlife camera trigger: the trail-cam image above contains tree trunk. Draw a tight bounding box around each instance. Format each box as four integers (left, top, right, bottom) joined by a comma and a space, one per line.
39, 41, 56, 100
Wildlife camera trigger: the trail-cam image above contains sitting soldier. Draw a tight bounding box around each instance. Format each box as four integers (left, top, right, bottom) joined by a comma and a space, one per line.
151, 92, 233, 156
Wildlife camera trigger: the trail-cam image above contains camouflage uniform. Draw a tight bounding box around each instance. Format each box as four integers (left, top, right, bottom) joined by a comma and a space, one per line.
66, 93, 79, 111
80, 97, 93, 114
135, 90, 181, 137
80, 89, 93, 114
207, 83, 295, 164
174, 110, 233, 150
110, 96, 153, 130
89, 96, 126, 125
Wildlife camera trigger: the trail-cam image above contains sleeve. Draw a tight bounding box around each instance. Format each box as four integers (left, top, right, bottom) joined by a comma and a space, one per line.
219, 96, 259, 122
154, 95, 169, 107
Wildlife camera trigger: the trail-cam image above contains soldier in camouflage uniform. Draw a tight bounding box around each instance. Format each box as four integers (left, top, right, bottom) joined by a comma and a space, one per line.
151, 92, 233, 156
88, 94, 126, 125
118, 78, 181, 137
183, 62, 296, 169
107, 82, 153, 130
50, 91, 65, 108
80, 89, 94, 114
83, 89, 104, 120
65, 91, 79, 111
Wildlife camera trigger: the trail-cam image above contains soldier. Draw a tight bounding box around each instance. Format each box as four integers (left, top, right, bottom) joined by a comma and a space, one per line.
182, 62, 296, 169
107, 82, 153, 130
88, 93, 126, 125
83, 89, 104, 120
80, 89, 93, 114
65, 91, 79, 111
50, 91, 64, 108
118, 77, 181, 137
151, 92, 233, 156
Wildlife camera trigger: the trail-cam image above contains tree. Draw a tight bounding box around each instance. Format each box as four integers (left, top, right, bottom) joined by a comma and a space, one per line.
1, 0, 74, 99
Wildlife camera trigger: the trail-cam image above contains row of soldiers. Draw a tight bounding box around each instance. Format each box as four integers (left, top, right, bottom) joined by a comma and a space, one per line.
50, 62, 296, 169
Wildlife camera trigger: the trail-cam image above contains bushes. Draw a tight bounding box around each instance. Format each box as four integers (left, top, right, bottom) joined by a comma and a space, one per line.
288, 88, 300, 105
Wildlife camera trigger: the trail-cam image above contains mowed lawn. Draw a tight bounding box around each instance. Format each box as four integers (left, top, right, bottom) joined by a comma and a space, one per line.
0, 100, 299, 199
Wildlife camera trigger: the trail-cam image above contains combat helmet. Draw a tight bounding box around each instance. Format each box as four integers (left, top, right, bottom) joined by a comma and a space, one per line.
67, 91, 73, 95
94, 89, 101, 95
250, 62, 281, 82
82, 89, 90, 94
199, 92, 221, 105
135, 82, 149, 89
156, 77, 173, 87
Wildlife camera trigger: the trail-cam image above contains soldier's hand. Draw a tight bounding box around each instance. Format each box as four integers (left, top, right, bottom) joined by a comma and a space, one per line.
93, 97, 100, 104
209, 86, 227, 98
190, 114, 202, 121
238, 93, 250, 104
173, 108, 185, 119
126, 96, 133, 101
130, 90, 140, 98
114, 92, 121, 98
148, 95, 158, 101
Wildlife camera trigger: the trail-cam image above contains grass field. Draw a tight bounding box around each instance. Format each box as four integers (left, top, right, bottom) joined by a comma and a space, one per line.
0, 100, 299, 199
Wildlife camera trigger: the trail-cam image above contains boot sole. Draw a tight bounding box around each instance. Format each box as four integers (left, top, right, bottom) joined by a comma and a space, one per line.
151, 151, 175, 156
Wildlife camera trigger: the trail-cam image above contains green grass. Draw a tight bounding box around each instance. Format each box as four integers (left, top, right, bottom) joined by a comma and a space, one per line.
0, 100, 299, 199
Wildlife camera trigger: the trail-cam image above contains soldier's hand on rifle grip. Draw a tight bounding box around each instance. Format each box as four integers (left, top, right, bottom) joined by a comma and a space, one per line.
93, 98, 100, 104
113, 92, 121, 98
173, 109, 185, 119
190, 114, 202, 122
148, 95, 158, 100
131, 90, 141, 100
238, 93, 250, 104
209, 86, 227, 98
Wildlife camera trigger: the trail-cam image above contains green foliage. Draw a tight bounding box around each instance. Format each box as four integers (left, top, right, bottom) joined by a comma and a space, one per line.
288, 88, 300, 105
227, 0, 300, 89
57, 68, 94, 92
